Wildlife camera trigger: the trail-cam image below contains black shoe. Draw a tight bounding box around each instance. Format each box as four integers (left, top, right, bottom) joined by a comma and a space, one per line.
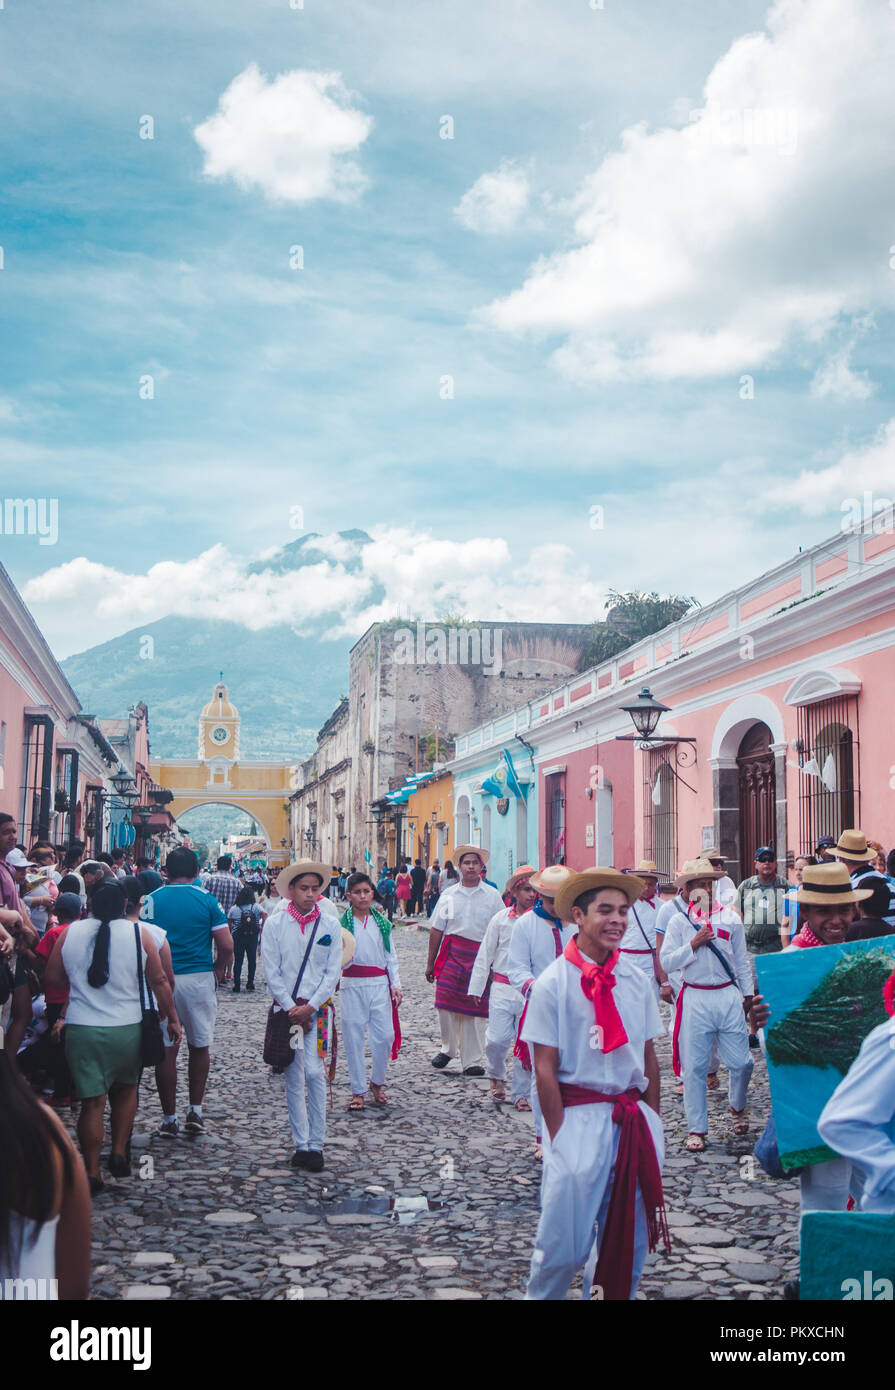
158, 1117, 179, 1139
184, 1110, 204, 1134
463, 1066, 486, 1077
290, 1149, 310, 1169
107, 1152, 131, 1178
246, 983, 255, 991
89, 1176, 105, 1198
748, 1034, 760, 1050
306, 1150, 325, 1172
431, 1052, 452, 1069
783, 1278, 800, 1301
232, 984, 240, 993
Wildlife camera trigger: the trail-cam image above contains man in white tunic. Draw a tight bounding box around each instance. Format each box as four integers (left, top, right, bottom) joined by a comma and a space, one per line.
523, 868, 669, 1301
261, 860, 344, 1172
426, 847, 505, 1075
339, 871, 402, 1110
660, 858, 754, 1151
618, 860, 670, 1004
506, 865, 576, 1152
468, 865, 537, 1107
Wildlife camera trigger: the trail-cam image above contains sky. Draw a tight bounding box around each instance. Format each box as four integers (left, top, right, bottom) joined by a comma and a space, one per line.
1, 0, 894, 659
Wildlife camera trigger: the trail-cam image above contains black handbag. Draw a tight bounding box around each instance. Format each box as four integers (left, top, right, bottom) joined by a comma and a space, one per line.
263, 919, 318, 1070
134, 923, 165, 1068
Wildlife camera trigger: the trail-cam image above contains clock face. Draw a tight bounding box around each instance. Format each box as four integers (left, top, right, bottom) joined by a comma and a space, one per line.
210, 726, 229, 745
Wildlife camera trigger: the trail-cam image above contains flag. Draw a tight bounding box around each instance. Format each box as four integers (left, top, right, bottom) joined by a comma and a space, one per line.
651, 772, 662, 806
364, 846, 373, 868
481, 762, 506, 798
503, 749, 524, 799
821, 753, 838, 794
799, 758, 821, 780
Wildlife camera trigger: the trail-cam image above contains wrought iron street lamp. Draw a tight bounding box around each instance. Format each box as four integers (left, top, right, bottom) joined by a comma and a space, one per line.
615, 686, 697, 792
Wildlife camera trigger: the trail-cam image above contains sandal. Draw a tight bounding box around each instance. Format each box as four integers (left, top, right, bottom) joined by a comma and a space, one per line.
348, 1094, 365, 1111
370, 1085, 388, 1105
532, 1144, 543, 1161
686, 1133, 706, 1152
490, 1082, 506, 1103
730, 1107, 749, 1135
514, 1097, 532, 1112
706, 1072, 719, 1090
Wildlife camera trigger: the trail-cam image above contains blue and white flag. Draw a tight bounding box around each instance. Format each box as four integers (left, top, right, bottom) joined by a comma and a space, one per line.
503, 749, 524, 799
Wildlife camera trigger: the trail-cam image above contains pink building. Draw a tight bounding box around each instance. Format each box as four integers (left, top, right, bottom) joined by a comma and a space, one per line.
451, 511, 895, 881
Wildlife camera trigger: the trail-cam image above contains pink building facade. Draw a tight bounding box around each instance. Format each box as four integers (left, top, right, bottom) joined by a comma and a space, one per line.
451, 512, 895, 882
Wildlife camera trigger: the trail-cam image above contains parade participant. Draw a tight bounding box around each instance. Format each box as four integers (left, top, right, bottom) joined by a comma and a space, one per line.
619, 860, 671, 1004
468, 865, 538, 1107
522, 867, 669, 1301
426, 847, 504, 1076
339, 872, 402, 1109
506, 865, 576, 1153
141, 847, 233, 1138
261, 860, 344, 1170
660, 859, 754, 1151
817, 969, 895, 1213
828, 829, 895, 925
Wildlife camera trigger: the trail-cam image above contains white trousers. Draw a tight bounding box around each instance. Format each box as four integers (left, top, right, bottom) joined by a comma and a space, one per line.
340, 980, 394, 1094
438, 1010, 486, 1068
484, 983, 527, 1100
527, 1101, 665, 1300
799, 1156, 853, 1215
284, 1024, 327, 1151
678, 986, 753, 1134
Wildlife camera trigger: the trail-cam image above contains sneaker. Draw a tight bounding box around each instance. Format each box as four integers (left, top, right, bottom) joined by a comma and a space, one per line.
158, 1117, 179, 1139
290, 1149, 310, 1169
184, 1110, 204, 1134
246, 983, 255, 992
463, 1065, 486, 1077
107, 1152, 131, 1178
232, 984, 240, 993
306, 1150, 325, 1173
88, 1176, 105, 1199
430, 1052, 452, 1069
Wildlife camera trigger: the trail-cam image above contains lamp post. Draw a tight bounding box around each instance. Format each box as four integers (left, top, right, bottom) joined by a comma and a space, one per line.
615, 686, 697, 791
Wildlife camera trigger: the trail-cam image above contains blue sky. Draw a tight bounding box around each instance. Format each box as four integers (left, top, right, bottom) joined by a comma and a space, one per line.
1, 0, 894, 657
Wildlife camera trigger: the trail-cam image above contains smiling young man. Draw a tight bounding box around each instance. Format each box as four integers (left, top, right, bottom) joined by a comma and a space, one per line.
261, 860, 344, 1171
468, 864, 538, 1107
522, 868, 669, 1301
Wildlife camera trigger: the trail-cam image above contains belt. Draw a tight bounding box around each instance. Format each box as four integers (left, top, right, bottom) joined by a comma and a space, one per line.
492, 972, 511, 985
620, 948, 651, 955
342, 964, 388, 978
672, 980, 735, 1077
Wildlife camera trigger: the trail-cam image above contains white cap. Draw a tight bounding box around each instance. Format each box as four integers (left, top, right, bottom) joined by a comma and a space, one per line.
6, 848, 37, 869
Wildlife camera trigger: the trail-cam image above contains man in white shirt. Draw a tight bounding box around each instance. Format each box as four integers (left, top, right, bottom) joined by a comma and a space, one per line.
660, 859, 754, 1151
618, 860, 670, 1004
260, 860, 344, 1171
506, 865, 576, 1151
425, 846, 504, 1075
339, 871, 402, 1109
469, 865, 537, 1107
522, 867, 668, 1301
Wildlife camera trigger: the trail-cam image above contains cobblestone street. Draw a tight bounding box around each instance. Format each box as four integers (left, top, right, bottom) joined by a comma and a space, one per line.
75, 924, 799, 1302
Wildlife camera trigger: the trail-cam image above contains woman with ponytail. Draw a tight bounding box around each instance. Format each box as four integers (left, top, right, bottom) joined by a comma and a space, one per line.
43, 882, 180, 1196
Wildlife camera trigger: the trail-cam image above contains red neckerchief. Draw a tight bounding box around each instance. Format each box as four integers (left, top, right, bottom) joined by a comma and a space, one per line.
507, 905, 517, 919
688, 902, 712, 926
563, 936, 629, 1053
792, 924, 824, 949
642, 895, 657, 909
287, 902, 320, 934
884, 972, 895, 1018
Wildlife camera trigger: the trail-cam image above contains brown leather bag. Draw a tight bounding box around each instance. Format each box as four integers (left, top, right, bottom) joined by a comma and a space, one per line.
262, 920, 318, 1069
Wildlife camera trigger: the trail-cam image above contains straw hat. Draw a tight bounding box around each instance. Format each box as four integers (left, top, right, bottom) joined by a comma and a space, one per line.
553, 868, 645, 924
795, 862, 872, 906
828, 830, 876, 863
626, 859, 660, 878
341, 928, 357, 969
702, 846, 723, 861
505, 864, 537, 895
453, 844, 489, 865
528, 865, 574, 899
673, 858, 726, 890
275, 860, 330, 899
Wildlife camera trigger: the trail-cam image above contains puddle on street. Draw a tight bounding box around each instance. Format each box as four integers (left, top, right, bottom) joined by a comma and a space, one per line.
310, 1194, 447, 1224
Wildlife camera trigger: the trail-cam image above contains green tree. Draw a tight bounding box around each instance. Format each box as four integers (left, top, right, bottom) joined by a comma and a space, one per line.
582, 589, 698, 667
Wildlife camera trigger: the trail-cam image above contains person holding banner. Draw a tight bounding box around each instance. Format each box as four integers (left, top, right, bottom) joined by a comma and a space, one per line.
660, 859, 754, 1151
339, 872, 402, 1110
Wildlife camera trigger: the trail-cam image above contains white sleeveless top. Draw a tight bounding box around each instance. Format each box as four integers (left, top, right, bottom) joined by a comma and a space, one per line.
0, 1213, 59, 1294
62, 917, 146, 1026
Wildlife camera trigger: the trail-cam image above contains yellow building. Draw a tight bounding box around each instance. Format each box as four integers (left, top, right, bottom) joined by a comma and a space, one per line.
150, 680, 295, 866
403, 770, 454, 868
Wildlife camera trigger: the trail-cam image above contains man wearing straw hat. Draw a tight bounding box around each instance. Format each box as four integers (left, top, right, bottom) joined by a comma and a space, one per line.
261, 859, 346, 1171
425, 846, 504, 1075
507, 865, 577, 1154
828, 829, 895, 926
468, 865, 538, 1108
522, 867, 670, 1300
660, 859, 754, 1151
619, 860, 671, 1005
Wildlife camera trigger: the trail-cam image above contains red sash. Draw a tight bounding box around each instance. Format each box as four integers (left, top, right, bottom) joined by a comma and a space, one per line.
341, 964, 402, 1059
492, 971, 511, 985
558, 1083, 670, 1301
620, 948, 651, 955
671, 981, 734, 1077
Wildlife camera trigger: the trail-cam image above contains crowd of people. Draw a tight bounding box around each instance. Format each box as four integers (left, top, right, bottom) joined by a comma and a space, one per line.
1, 812, 894, 1302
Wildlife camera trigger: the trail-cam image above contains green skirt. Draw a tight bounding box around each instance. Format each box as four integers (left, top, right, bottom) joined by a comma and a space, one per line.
65, 1022, 142, 1098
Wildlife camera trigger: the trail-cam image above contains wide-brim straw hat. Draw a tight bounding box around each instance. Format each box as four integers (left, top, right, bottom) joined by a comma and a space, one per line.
625, 859, 660, 878
505, 864, 537, 894
554, 868, 645, 924
674, 858, 726, 889
796, 862, 872, 906
453, 844, 489, 866
702, 846, 723, 861
341, 928, 357, 969
828, 829, 876, 863
275, 860, 330, 899
529, 865, 574, 899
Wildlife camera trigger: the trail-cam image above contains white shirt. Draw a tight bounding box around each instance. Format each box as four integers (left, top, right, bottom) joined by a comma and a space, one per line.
506, 907, 576, 995
619, 896, 660, 952
260, 909, 343, 1015
522, 950, 664, 1093
468, 906, 521, 999
817, 1015, 895, 1212
654, 895, 686, 936
62, 917, 146, 1027
660, 905, 752, 994
342, 912, 401, 989
430, 881, 505, 943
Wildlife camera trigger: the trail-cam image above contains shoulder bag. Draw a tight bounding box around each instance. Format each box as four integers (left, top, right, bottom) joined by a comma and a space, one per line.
263, 917, 319, 1070
134, 923, 166, 1068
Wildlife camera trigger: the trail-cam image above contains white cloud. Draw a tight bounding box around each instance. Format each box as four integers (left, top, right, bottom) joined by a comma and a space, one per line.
194, 64, 372, 205
480, 0, 895, 381
810, 344, 875, 401
454, 161, 531, 234
763, 418, 895, 516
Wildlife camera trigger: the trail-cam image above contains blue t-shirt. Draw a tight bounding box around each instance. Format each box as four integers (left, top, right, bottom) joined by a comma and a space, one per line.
142, 884, 228, 975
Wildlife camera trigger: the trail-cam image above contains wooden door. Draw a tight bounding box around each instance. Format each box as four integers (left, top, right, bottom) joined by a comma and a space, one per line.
737, 723, 776, 877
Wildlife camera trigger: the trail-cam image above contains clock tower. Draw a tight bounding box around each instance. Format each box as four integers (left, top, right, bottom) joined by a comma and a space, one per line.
199, 677, 240, 766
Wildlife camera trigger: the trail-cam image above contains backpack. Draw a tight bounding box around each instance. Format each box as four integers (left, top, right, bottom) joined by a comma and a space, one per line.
236, 906, 259, 936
